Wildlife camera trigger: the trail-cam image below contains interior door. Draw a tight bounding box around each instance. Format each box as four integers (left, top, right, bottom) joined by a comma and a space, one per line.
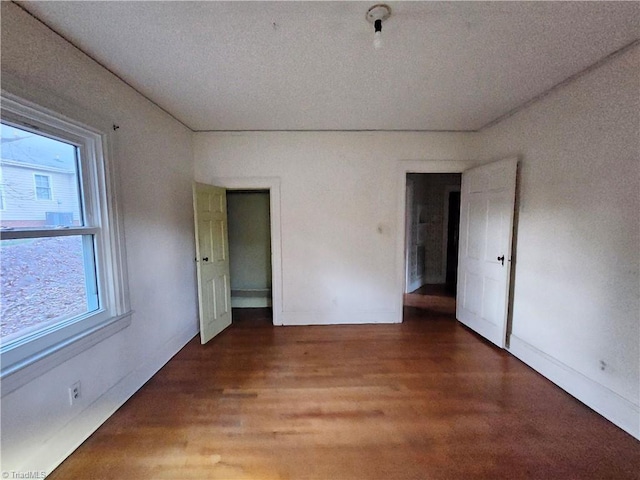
456, 158, 517, 348
193, 183, 232, 344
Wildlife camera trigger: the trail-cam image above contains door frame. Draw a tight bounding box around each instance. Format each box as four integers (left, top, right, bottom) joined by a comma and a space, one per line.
395, 160, 477, 323
207, 177, 283, 326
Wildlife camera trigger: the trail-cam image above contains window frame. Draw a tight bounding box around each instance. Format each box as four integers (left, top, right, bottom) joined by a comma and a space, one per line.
0, 167, 4, 211
0, 92, 131, 390
33, 173, 53, 201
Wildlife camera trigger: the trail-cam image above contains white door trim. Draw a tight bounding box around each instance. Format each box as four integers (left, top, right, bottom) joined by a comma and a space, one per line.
209, 177, 283, 326
395, 160, 478, 323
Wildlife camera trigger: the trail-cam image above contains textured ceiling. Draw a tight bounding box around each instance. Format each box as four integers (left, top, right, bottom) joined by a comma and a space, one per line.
18, 1, 640, 131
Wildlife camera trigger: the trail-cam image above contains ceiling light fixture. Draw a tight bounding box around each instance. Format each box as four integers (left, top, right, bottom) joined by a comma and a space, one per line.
366, 4, 391, 50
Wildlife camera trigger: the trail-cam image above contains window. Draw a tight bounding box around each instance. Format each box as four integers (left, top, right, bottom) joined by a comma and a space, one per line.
34, 173, 52, 200
0, 92, 130, 383
0, 168, 4, 210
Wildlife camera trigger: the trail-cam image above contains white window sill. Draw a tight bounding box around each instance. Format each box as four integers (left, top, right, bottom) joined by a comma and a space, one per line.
1, 312, 133, 397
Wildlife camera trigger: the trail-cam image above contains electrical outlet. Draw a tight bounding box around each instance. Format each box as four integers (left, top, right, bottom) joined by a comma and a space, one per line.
69, 381, 81, 405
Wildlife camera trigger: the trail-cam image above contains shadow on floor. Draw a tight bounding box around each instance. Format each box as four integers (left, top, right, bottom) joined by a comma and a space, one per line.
404, 283, 456, 315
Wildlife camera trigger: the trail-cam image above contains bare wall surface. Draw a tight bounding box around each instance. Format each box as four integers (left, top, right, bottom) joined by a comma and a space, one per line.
194, 132, 477, 325
476, 45, 639, 435
1, 2, 198, 473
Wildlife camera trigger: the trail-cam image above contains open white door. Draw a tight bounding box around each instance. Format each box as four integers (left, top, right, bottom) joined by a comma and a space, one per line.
193, 183, 232, 344
456, 158, 517, 348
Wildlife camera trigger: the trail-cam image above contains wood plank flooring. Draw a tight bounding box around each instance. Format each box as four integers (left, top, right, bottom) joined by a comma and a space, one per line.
404, 284, 456, 314
402, 293, 456, 314
48, 308, 639, 479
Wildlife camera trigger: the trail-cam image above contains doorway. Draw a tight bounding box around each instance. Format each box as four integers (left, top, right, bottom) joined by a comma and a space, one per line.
403, 173, 461, 315
226, 190, 272, 321
203, 177, 282, 326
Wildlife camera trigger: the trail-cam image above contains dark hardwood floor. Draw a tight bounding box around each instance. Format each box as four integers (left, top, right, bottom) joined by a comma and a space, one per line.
48, 308, 639, 479
404, 284, 456, 314
410, 284, 454, 297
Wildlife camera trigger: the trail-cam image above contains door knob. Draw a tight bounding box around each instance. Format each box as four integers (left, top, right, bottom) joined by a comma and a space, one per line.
497, 255, 505, 265
203, 257, 209, 262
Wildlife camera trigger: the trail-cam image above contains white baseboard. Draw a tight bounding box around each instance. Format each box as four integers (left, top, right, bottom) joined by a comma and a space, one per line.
20, 321, 199, 475
508, 335, 639, 439
281, 310, 400, 326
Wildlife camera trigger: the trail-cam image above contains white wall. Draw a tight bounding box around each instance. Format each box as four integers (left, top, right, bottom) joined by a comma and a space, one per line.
194, 131, 477, 325
1, 2, 198, 473
476, 45, 639, 437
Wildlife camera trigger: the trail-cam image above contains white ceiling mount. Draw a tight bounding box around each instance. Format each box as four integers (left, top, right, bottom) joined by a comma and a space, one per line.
366, 4, 391, 24
366, 4, 391, 50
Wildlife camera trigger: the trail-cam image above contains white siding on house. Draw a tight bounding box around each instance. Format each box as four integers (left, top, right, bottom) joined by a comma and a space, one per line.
0, 162, 81, 225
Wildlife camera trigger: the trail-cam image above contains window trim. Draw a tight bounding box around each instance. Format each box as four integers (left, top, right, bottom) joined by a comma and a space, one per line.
0, 91, 131, 394
33, 172, 53, 201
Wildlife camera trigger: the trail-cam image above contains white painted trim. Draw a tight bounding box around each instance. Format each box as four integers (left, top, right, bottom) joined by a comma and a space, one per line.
15, 323, 199, 475
33, 172, 53, 201
0, 312, 132, 396
208, 177, 283, 326
281, 310, 399, 326
395, 160, 478, 323
508, 335, 640, 440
